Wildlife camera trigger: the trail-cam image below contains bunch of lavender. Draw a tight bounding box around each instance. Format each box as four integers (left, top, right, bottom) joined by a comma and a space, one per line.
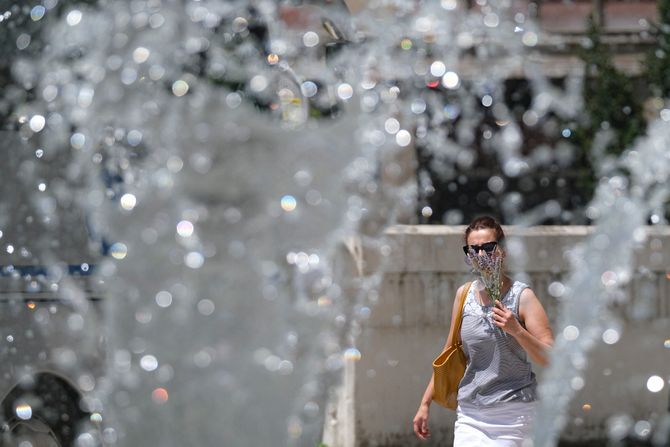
467, 249, 504, 304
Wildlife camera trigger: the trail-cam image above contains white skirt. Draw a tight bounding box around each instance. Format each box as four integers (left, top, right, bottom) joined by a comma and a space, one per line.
454, 401, 534, 446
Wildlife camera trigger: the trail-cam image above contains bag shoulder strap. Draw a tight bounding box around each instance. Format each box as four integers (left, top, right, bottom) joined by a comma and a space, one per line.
450, 282, 472, 347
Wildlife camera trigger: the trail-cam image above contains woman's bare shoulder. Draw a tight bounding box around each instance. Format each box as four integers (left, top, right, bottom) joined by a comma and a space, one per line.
456, 281, 472, 292
519, 286, 540, 301
454, 281, 475, 298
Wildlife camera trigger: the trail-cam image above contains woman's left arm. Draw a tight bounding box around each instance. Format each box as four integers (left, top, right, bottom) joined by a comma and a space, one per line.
492, 288, 554, 366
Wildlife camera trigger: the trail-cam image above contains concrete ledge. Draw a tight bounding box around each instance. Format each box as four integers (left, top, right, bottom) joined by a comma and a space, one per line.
382, 225, 670, 273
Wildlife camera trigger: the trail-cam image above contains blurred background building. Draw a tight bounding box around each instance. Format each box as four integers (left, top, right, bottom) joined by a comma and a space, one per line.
406, 0, 666, 225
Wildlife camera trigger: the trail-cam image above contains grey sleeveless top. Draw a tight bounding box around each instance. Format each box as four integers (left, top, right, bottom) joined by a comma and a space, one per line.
457, 280, 537, 406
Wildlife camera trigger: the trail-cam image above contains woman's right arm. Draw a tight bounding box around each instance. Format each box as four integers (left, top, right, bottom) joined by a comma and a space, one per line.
412, 284, 465, 440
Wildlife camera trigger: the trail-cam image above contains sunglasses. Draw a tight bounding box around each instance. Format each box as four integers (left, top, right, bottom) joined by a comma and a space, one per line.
462, 241, 498, 255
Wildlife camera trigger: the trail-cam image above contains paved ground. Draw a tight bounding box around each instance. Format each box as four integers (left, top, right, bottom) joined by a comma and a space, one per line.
558, 439, 653, 447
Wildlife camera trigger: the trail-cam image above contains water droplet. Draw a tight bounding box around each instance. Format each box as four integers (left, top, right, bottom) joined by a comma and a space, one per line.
132, 46, 150, 64
90, 412, 103, 423
303, 31, 319, 47
127, 129, 142, 146
430, 61, 446, 77
67, 10, 82, 26
172, 80, 189, 97
278, 360, 294, 375
120, 193, 137, 211
443, 104, 461, 119
288, 418, 303, 439
140, 355, 159, 371
522, 31, 538, 47
646, 375, 664, 392
267, 53, 279, 65
487, 176, 505, 194
184, 252, 204, 269
29, 115, 45, 132
15, 404, 32, 420
176, 220, 194, 238
384, 118, 400, 134
281, 195, 297, 212
31, 6, 46, 21
16, 34, 31, 50
602, 328, 620, 345
548, 281, 565, 297
563, 325, 579, 341
78, 375, 95, 394
607, 414, 633, 441
442, 71, 460, 89
70, 133, 86, 150
109, 242, 128, 260
155, 291, 172, 308
135, 308, 152, 324
441, 0, 458, 10
337, 83, 354, 100
483, 13, 499, 27
634, 420, 652, 438
395, 129, 411, 147
102, 428, 117, 444
232, 17, 248, 33
68, 314, 84, 331
344, 347, 362, 361
149, 64, 165, 81
249, 75, 268, 92
301, 81, 318, 98
304, 401, 319, 418
294, 170, 313, 187
411, 99, 426, 114
197, 299, 215, 316
571, 377, 585, 390
306, 189, 322, 206
415, 16, 433, 33
151, 387, 169, 404
601, 270, 618, 287
226, 92, 242, 108
149, 13, 165, 29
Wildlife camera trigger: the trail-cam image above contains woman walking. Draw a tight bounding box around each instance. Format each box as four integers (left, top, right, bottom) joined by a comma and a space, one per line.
413, 216, 554, 446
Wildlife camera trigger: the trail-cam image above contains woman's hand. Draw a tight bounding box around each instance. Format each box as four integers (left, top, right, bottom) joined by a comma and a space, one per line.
491, 300, 522, 336
413, 404, 431, 440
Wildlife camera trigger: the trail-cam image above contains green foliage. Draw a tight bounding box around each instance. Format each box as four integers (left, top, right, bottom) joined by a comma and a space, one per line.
569, 16, 647, 206
571, 11, 670, 222
646, 0, 670, 98
578, 16, 646, 158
